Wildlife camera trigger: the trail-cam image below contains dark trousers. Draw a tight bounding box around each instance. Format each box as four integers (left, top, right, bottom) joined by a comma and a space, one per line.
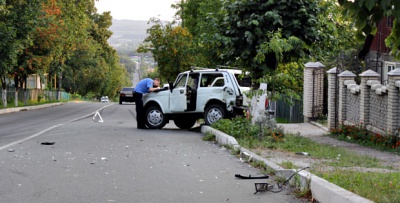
134, 92, 146, 128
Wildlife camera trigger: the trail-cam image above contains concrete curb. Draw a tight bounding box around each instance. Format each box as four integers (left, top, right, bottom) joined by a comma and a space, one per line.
310, 121, 329, 132
0, 102, 64, 115
201, 125, 374, 203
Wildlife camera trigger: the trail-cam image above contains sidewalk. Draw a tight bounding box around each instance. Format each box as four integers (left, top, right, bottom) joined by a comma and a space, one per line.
0, 102, 64, 115
278, 122, 400, 166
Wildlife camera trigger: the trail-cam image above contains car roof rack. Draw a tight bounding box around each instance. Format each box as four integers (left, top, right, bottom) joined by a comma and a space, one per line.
190, 66, 209, 72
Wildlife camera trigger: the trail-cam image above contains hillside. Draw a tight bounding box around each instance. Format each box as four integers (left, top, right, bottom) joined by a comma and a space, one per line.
108, 19, 150, 51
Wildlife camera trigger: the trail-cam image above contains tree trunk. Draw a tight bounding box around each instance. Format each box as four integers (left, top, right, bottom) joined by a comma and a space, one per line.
23, 76, 27, 106
1, 89, 6, 108
14, 75, 19, 107
1, 77, 7, 108
58, 72, 62, 100
14, 91, 18, 107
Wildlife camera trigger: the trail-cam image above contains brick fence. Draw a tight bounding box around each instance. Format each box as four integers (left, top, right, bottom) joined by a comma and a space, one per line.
303, 62, 325, 121
325, 68, 400, 135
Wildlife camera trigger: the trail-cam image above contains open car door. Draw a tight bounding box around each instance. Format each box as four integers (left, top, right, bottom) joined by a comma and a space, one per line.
169, 73, 188, 112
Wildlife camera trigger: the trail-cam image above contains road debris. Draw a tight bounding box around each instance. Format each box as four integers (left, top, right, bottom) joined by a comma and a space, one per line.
295, 152, 309, 156
41, 142, 55, 145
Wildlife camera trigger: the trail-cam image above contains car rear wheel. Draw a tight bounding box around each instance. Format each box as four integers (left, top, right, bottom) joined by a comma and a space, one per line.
204, 104, 225, 125
174, 118, 196, 129
119, 97, 123, 104
145, 105, 167, 129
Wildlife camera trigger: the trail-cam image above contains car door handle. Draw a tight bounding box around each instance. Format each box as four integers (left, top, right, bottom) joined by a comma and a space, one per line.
180, 90, 184, 94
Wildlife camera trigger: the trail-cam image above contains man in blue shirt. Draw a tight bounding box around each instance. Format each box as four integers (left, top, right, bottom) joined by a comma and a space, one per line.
134, 78, 160, 129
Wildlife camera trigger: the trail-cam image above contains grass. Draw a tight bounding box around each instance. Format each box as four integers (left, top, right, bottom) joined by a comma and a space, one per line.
0, 100, 64, 109
238, 134, 383, 168
276, 117, 289, 123
210, 117, 400, 203
280, 161, 296, 169
202, 132, 216, 141
313, 169, 400, 203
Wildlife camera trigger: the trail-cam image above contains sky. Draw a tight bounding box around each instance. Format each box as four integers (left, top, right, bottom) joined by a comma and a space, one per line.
95, 0, 179, 21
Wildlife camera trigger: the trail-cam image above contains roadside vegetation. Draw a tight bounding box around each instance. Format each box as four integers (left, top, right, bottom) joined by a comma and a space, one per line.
330, 123, 400, 153
0, 100, 64, 109
211, 117, 400, 203
1, 1, 131, 109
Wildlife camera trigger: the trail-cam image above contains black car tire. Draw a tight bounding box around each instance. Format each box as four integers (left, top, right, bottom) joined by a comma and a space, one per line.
174, 118, 196, 129
119, 97, 123, 104
145, 105, 167, 129
204, 104, 225, 125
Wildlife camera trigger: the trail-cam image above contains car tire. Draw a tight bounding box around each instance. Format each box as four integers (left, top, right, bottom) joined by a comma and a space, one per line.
119, 97, 123, 104
174, 118, 196, 129
145, 105, 167, 129
204, 104, 225, 125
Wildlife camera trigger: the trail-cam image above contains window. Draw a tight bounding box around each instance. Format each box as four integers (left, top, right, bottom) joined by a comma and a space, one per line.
174, 74, 188, 88
384, 62, 396, 84
200, 73, 224, 87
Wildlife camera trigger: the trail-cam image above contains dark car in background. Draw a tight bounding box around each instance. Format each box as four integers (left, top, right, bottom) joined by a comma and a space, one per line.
119, 87, 135, 104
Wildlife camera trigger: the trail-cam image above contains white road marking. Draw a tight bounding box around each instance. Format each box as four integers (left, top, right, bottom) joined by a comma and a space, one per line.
0, 103, 114, 151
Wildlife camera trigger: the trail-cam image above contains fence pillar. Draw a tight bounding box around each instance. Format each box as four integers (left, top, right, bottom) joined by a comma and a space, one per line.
337, 71, 357, 126
359, 70, 380, 126
387, 68, 400, 133
327, 68, 339, 130
303, 62, 325, 122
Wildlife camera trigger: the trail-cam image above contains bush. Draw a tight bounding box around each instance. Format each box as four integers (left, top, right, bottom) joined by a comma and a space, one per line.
211, 117, 284, 142
330, 123, 400, 152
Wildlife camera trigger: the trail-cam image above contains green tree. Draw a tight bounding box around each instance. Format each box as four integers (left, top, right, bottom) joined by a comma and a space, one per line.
138, 18, 194, 82
63, 4, 129, 99
216, 0, 322, 79
338, 0, 400, 58
0, 0, 42, 107
310, 0, 358, 62
176, 0, 225, 67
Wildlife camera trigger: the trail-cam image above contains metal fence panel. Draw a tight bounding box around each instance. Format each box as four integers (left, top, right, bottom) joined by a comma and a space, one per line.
1, 89, 70, 104
273, 96, 304, 123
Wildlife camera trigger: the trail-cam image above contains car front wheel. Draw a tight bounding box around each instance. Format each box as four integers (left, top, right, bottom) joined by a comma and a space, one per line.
145, 106, 167, 129
204, 104, 225, 125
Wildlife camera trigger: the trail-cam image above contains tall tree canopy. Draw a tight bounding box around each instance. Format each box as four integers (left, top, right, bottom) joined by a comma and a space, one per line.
217, 0, 321, 79
177, 0, 225, 68
0, 0, 131, 107
338, 0, 400, 58
0, 0, 42, 106
138, 18, 194, 82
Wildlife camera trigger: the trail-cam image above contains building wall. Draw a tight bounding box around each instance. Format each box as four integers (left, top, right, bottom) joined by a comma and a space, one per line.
370, 17, 392, 54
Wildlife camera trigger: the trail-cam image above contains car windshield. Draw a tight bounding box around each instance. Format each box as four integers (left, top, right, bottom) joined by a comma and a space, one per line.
122, 88, 135, 91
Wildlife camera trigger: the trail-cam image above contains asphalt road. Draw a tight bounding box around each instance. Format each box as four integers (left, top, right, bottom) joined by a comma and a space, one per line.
0, 102, 303, 203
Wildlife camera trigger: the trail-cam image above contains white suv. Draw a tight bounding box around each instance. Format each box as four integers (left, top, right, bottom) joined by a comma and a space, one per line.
142, 69, 250, 129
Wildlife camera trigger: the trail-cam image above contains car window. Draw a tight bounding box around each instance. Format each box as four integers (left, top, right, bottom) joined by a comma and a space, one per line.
122, 88, 135, 92
200, 73, 224, 87
211, 77, 225, 87
234, 74, 252, 87
188, 73, 200, 89
174, 74, 188, 88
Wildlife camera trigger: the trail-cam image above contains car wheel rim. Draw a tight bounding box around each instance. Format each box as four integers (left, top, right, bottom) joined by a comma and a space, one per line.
147, 109, 163, 126
207, 108, 222, 124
